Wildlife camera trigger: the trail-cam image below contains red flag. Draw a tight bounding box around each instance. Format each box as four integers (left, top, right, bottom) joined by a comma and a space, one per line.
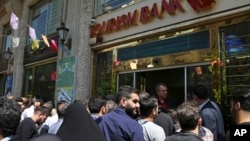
10, 12, 19, 30
49, 39, 58, 52
50, 71, 57, 81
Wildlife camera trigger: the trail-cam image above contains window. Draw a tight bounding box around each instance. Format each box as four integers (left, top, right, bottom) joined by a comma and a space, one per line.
29, 0, 62, 40
219, 21, 250, 126
117, 65, 211, 102
1, 24, 12, 55
95, 51, 114, 95
221, 21, 250, 92
118, 30, 210, 61
94, 0, 142, 16
23, 62, 57, 101
0, 25, 12, 96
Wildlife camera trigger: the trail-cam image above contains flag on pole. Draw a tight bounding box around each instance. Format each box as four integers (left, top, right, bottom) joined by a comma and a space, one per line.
12, 37, 20, 48
41, 34, 50, 47
10, 12, 19, 30
29, 26, 37, 40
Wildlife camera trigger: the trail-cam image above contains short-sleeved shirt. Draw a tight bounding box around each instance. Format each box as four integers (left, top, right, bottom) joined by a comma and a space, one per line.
138, 119, 166, 141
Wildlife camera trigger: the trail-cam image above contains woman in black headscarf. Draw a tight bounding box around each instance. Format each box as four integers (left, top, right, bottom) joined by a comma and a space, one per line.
56, 103, 107, 141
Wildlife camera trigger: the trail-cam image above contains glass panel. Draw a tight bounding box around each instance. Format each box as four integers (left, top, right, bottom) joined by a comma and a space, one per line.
95, 51, 114, 95
224, 22, 250, 57
33, 62, 56, 102
2, 25, 12, 54
0, 74, 4, 96
118, 68, 185, 105
94, 0, 142, 16
118, 30, 210, 61
136, 72, 146, 91
31, 2, 49, 40
220, 21, 250, 128
30, 0, 62, 39
102, 0, 132, 11
48, 0, 62, 35
23, 68, 33, 98
186, 65, 212, 100
222, 21, 250, 93
118, 73, 134, 88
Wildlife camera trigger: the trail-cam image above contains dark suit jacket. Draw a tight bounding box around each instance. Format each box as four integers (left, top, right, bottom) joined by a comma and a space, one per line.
201, 100, 226, 141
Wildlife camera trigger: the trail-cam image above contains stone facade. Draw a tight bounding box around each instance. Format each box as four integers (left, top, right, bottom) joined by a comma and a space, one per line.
0, 0, 94, 99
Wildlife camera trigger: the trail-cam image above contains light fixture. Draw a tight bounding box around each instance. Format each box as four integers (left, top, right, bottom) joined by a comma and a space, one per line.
4, 47, 13, 63
56, 22, 71, 50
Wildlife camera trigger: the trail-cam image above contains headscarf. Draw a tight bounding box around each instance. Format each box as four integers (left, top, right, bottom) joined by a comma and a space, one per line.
56, 103, 107, 141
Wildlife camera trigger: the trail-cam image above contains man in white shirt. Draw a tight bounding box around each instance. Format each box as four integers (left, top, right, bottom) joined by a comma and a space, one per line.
48, 100, 69, 134
21, 98, 43, 121
138, 97, 166, 141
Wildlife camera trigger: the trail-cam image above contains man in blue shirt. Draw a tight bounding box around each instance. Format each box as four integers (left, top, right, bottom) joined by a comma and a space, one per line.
96, 86, 144, 141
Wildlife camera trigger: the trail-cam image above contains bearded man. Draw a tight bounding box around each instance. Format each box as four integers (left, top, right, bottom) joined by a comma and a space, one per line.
96, 86, 144, 141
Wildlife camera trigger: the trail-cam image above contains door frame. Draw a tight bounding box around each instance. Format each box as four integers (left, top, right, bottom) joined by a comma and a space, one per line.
117, 62, 210, 101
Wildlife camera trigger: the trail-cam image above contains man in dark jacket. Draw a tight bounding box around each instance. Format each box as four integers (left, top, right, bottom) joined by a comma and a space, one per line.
15, 106, 50, 141
96, 86, 144, 141
192, 85, 225, 141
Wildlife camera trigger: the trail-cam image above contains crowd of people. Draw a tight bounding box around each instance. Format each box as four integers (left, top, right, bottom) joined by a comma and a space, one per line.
1, 83, 250, 141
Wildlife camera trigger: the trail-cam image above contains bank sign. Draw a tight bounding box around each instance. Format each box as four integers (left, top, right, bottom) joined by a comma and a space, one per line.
90, 0, 250, 41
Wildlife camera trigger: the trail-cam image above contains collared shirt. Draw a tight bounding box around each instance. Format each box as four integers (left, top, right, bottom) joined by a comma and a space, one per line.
43, 113, 59, 127
48, 118, 64, 134
91, 114, 99, 120
199, 99, 209, 110
21, 105, 35, 121
199, 126, 214, 141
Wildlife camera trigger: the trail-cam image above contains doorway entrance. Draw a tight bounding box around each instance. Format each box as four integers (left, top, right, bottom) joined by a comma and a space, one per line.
118, 64, 212, 105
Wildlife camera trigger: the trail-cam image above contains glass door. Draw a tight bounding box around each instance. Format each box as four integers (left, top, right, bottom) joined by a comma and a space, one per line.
23, 62, 56, 102
118, 64, 211, 104
186, 65, 212, 100
118, 68, 185, 104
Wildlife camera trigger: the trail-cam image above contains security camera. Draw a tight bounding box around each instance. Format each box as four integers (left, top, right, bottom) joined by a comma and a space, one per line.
90, 19, 96, 26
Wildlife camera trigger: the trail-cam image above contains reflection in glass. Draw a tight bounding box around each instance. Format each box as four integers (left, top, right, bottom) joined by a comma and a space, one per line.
33, 63, 56, 101
118, 73, 134, 89
187, 65, 212, 100
95, 51, 113, 95
23, 68, 33, 98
